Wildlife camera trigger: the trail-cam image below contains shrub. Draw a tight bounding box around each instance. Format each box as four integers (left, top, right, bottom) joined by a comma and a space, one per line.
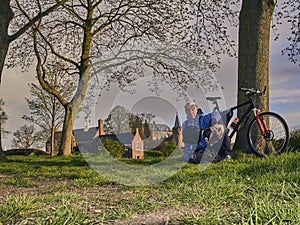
288, 129, 300, 151
161, 140, 177, 157
100, 138, 127, 158
144, 150, 163, 158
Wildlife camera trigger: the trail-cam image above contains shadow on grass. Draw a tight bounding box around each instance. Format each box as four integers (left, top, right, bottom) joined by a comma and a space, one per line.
4, 154, 89, 167
0, 154, 98, 181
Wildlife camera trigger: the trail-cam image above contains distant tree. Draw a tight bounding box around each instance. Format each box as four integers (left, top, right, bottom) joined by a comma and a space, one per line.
104, 106, 152, 139
12, 124, 43, 149
135, 113, 154, 140
142, 120, 151, 142
22, 61, 76, 154
129, 114, 152, 140
104, 106, 153, 141
104, 106, 131, 134
104, 106, 155, 140
129, 114, 144, 135
0, 99, 9, 159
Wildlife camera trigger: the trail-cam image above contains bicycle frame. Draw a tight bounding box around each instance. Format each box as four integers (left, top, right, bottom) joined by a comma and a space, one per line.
226, 95, 268, 140
227, 99, 254, 139
208, 88, 271, 140
255, 109, 269, 137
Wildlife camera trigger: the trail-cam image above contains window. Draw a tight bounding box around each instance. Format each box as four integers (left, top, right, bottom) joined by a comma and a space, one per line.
135, 141, 140, 150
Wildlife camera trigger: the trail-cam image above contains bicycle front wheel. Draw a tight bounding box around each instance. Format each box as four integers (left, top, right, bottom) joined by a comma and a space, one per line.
247, 112, 289, 157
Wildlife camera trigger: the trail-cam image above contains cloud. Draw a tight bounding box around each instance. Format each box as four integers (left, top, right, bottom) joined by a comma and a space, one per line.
281, 112, 300, 130
270, 88, 300, 104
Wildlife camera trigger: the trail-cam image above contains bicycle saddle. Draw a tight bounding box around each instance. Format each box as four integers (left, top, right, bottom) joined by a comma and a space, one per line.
206, 97, 221, 101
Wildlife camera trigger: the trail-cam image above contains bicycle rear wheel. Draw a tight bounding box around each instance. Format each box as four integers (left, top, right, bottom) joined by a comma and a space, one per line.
247, 112, 289, 157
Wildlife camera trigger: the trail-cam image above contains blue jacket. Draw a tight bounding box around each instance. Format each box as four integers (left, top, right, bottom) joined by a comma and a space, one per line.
182, 111, 221, 149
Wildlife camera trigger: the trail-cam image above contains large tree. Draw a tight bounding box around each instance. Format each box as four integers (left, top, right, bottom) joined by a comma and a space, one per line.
0, 0, 68, 82
235, 0, 276, 152
9, 0, 221, 156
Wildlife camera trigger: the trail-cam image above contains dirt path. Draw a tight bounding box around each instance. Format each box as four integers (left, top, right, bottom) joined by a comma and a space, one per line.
0, 176, 196, 225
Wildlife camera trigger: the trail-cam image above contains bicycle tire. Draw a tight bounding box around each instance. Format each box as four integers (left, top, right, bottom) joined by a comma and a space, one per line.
247, 112, 289, 157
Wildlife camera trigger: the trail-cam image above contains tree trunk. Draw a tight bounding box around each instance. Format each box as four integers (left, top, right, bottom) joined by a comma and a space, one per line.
235, 0, 276, 152
58, 103, 74, 156
0, 149, 6, 160
50, 95, 57, 155
57, 64, 90, 156
0, 0, 13, 83
50, 126, 55, 155
0, 121, 7, 160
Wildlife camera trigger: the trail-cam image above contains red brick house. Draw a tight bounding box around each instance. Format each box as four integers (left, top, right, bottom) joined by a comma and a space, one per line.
131, 128, 144, 160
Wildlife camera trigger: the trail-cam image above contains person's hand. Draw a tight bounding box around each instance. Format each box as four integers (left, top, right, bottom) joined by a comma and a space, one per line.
209, 124, 224, 145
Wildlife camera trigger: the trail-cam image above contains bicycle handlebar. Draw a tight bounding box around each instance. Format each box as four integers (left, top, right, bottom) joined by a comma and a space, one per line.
240, 87, 262, 96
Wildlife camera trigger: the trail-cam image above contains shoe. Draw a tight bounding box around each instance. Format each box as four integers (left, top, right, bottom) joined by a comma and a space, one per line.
224, 155, 232, 160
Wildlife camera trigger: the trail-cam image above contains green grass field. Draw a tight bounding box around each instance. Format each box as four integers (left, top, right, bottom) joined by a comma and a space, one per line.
0, 151, 299, 224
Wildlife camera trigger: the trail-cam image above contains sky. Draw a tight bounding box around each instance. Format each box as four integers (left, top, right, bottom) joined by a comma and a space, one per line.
0, 21, 299, 150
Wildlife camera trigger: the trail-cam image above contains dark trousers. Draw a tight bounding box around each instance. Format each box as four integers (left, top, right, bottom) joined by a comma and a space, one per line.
219, 129, 232, 157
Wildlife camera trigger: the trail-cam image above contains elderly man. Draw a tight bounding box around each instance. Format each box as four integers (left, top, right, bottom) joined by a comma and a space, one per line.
182, 102, 232, 163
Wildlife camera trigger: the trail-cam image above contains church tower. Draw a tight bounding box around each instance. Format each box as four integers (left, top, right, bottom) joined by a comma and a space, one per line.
172, 113, 183, 148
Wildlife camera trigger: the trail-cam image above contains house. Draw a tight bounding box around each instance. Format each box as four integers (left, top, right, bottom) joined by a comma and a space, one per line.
72, 127, 100, 153
73, 119, 144, 159
149, 122, 173, 141
131, 128, 144, 160
47, 114, 183, 158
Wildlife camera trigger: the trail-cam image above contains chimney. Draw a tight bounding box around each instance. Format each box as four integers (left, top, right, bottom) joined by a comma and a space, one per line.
98, 119, 106, 136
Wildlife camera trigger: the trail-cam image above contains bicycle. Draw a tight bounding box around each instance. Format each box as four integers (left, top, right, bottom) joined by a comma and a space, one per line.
206, 87, 290, 157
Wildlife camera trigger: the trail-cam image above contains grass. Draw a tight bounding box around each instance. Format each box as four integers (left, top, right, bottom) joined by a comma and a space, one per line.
0, 151, 299, 224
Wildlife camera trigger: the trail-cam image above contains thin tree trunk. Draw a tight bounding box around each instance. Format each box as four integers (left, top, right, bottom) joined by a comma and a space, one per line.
235, 0, 276, 152
0, 121, 7, 160
50, 86, 57, 155
50, 126, 55, 155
